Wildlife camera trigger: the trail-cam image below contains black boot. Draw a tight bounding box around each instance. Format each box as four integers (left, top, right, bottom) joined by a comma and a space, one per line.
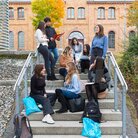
55, 89, 68, 113
51, 67, 59, 81
51, 75, 59, 81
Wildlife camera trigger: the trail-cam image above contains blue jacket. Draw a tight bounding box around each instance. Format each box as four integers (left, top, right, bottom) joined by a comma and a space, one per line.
90, 35, 108, 58
62, 73, 81, 94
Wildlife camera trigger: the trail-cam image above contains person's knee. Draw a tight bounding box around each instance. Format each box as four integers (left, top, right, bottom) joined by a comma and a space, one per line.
55, 89, 62, 95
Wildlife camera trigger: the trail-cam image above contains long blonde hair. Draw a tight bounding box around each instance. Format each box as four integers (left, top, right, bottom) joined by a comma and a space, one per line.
62, 46, 72, 57
65, 62, 79, 83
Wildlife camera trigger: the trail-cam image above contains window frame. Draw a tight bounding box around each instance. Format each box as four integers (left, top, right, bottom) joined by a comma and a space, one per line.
108, 7, 115, 19
78, 7, 85, 19
9, 7, 14, 19
18, 31, 25, 49
108, 31, 115, 48
67, 7, 75, 19
18, 7, 25, 19
97, 7, 105, 20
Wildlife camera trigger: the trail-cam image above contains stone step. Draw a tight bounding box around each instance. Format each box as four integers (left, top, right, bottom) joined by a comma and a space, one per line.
33, 135, 120, 138
55, 73, 88, 80
46, 89, 114, 99
30, 121, 122, 135
53, 99, 114, 109
28, 109, 121, 121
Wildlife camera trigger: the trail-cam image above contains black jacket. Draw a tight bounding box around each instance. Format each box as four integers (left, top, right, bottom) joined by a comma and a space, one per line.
30, 75, 46, 96
45, 26, 57, 49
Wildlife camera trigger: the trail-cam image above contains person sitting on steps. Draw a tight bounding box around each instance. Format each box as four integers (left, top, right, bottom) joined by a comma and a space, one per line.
59, 46, 74, 80
80, 44, 90, 73
30, 64, 55, 124
35, 21, 58, 81
88, 57, 111, 99
55, 62, 81, 113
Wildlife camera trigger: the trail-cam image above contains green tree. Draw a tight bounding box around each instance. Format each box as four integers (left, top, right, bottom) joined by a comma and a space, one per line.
127, 1, 138, 35
31, 0, 65, 29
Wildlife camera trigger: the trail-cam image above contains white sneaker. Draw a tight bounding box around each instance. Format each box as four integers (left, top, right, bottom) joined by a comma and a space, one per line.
42, 114, 55, 124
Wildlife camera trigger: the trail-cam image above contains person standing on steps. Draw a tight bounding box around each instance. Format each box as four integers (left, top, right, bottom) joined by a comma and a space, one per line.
55, 62, 81, 113
30, 64, 55, 124
59, 46, 74, 80
35, 21, 58, 80
90, 24, 108, 63
44, 17, 59, 66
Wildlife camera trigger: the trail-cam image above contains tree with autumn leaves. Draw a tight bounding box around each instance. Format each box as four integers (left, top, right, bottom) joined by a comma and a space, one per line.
31, 0, 65, 29
127, 1, 138, 36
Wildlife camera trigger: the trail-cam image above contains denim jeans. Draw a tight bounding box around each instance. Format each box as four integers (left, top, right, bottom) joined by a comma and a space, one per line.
49, 48, 59, 65
59, 68, 67, 78
61, 89, 79, 99
38, 44, 55, 76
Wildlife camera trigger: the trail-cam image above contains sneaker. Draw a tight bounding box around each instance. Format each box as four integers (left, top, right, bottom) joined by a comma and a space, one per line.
55, 108, 68, 113
42, 114, 55, 124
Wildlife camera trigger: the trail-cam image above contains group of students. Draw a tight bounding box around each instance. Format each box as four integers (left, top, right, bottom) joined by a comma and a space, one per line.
32, 17, 110, 124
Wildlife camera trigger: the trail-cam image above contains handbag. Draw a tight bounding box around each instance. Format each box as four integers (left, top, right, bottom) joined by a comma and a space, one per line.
68, 96, 85, 112
23, 96, 41, 116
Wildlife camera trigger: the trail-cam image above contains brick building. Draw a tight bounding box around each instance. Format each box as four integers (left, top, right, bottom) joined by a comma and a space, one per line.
9, 0, 136, 52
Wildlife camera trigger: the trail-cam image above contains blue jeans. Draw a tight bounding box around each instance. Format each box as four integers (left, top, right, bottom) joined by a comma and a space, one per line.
59, 68, 67, 78
61, 89, 79, 99
49, 48, 59, 65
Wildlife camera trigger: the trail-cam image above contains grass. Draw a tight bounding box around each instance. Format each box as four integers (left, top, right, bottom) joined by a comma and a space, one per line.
126, 94, 138, 132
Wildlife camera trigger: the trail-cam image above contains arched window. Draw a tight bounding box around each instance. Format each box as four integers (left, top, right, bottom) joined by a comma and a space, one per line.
108, 31, 115, 48
9, 7, 14, 19
9, 31, 14, 48
67, 7, 75, 19
108, 7, 115, 19
98, 7, 105, 19
129, 31, 136, 39
18, 31, 24, 49
78, 7, 85, 19
18, 7, 24, 19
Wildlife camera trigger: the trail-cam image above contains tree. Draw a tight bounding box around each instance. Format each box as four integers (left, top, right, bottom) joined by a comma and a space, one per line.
31, 0, 65, 29
127, 1, 138, 35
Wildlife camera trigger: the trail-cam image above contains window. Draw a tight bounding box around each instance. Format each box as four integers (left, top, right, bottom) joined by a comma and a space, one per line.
67, 7, 75, 19
78, 7, 85, 19
9, 31, 14, 48
18, 7, 24, 19
129, 31, 136, 39
9, 7, 14, 19
108, 31, 115, 48
98, 7, 105, 19
18, 31, 24, 49
108, 7, 115, 19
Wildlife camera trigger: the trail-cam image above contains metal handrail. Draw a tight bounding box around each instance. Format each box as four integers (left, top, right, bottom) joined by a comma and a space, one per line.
107, 51, 128, 138
107, 51, 128, 91
14, 52, 36, 113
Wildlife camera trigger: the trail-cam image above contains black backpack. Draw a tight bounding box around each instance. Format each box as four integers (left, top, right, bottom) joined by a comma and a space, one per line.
82, 99, 102, 123
13, 114, 33, 138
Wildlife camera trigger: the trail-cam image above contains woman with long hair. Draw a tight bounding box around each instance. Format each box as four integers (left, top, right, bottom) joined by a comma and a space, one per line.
59, 46, 74, 79
87, 57, 110, 100
35, 21, 58, 80
55, 62, 81, 113
80, 44, 90, 73
30, 64, 55, 124
90, 24, 108, 63
70, 37, 83, 64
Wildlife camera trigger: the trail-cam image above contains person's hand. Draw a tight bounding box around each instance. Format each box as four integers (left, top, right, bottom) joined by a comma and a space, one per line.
56, 36, 60, 41
89, 64, 95, 70
50, 37, 54, 41
44, 94, 47, 97
101, 77, 106, 83
66, 80, 70, 85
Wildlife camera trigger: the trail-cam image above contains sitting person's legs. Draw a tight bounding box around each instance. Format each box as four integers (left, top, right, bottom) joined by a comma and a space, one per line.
59, 68, 67, 78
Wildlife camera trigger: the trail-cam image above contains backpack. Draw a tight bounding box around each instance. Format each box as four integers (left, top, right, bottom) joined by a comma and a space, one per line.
13, 114, 33, 138
82, 99, 102, 123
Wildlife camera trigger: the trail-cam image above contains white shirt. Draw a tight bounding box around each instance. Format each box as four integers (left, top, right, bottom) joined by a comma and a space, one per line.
35, 29, 49, 48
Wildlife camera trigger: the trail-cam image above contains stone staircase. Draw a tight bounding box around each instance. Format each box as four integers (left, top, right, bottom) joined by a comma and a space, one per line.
28, 73, 122, 138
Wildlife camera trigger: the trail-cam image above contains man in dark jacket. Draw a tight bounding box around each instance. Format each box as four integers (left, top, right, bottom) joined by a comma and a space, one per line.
44, 17, 59, 66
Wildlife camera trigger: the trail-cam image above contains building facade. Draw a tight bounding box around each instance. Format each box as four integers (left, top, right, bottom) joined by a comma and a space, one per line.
9, 0, 136, 52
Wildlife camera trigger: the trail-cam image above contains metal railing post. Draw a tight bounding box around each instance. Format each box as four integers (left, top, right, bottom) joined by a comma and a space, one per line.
122, 86, 127, 138
16, 86, 20, 114
114, 68, 118, 111
30, 58, 33, 76
24, 69, 28, 97
107, 55, 111, 90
